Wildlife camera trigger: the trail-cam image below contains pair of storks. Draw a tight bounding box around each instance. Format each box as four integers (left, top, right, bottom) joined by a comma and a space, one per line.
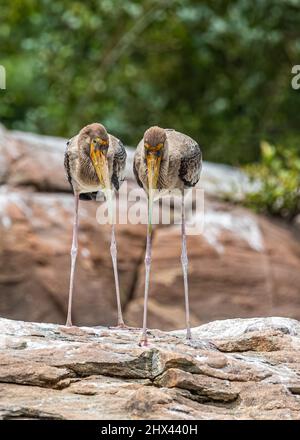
64, 123, 202, 345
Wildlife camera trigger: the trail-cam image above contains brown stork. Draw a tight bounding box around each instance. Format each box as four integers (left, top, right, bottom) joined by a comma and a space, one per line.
64, 123, 127, 328
133, 126, 202, 345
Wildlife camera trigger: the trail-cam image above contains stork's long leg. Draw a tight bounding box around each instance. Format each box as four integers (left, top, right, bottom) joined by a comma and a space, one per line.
139, 207, 152, 346
181, 193, 192, 340
66, 191, 79, 326
110, 223, 125, 327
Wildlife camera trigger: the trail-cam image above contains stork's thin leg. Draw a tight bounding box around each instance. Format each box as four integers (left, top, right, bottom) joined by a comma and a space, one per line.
181, 193, 192, 340
139, 220, 152, 346
110, 223, 125, 327
66, 192, 79, 326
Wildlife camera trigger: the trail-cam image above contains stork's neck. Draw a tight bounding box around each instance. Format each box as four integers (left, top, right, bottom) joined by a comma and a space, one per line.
77, 137, 89, 159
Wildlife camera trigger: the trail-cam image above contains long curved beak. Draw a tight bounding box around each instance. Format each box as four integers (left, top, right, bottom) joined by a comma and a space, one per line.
90, 144, 110, 189
146, 153, 161, 193
90, 143, 114, 224
146, 153, 161, 231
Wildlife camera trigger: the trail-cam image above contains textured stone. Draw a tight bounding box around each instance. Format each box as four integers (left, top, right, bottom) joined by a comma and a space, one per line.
155, 368, 239, 402
1, 317, 300, 420
0, 126, 69, 191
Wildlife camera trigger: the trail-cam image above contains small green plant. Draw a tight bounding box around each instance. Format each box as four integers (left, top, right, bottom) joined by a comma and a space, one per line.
244, 142, 300, 220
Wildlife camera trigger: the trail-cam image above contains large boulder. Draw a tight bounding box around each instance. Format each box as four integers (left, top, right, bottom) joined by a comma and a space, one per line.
0, 317, 300, 420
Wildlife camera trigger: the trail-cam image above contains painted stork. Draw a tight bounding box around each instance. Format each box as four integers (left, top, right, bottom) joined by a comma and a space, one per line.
133, 126, 202, 346
64, 123, 127, 327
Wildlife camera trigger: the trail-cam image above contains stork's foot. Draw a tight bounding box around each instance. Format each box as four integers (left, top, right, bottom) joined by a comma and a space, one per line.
65, 320, 73, 327
185, 339, 193, 346
138, 335, 149, 347
186, 328, 192, 340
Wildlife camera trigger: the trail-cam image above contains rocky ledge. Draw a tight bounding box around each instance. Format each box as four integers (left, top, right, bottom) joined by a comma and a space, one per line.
1, 317, 300, 420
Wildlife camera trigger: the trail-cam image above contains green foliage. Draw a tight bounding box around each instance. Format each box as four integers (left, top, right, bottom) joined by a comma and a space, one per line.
244, 141, 300, 220
0, 0, 300, 164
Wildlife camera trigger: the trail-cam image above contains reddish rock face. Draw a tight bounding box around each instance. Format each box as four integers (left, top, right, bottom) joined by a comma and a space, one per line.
1, 124, 300, 328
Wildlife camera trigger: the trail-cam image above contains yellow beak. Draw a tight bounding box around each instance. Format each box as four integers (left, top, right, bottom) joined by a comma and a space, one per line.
90, 144, 110, 190
90, 143, 114, 224
146, 153, 161, 193
146, 153, 161, 232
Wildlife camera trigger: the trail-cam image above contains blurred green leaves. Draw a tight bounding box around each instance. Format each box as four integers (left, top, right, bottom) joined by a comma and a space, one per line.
0, 0, 300, 164
245, 141, 300, 220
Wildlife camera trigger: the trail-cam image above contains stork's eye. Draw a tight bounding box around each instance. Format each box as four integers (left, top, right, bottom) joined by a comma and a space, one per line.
145, 142, 164, 152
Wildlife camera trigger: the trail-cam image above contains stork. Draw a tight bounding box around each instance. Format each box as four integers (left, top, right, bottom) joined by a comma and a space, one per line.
64, 123, 127, 328
133, 126, 202, 346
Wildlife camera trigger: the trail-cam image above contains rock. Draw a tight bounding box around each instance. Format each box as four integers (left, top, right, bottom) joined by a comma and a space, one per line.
294, 214, 300, 231
155, 368, 240, 402
0, 125, 69, 192
0, 317, 300, 420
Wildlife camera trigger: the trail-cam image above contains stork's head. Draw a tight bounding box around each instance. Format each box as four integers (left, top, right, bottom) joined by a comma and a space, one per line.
79, 123, 110, 188
143, 126, 166, 191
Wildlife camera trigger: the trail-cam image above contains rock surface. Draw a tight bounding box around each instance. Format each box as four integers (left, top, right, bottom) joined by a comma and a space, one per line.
1, 316, 300, 420
1, 124, 300, 328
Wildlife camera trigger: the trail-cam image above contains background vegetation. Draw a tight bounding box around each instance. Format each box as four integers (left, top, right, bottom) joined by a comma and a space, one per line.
245, 142, 300, 220
1, 0, 300, 166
